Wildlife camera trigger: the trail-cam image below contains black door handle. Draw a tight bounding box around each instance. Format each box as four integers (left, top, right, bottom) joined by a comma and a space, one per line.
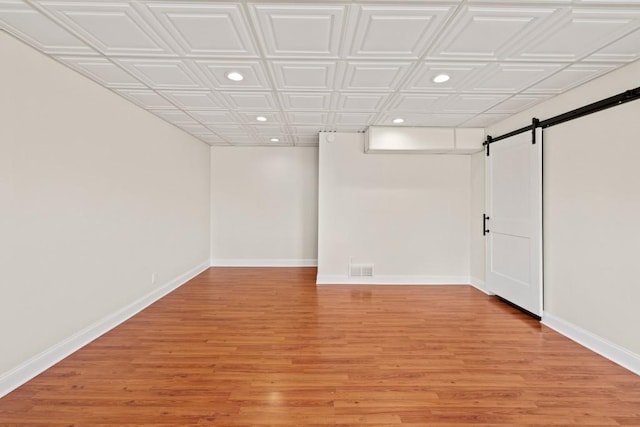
483, 214, 490, 236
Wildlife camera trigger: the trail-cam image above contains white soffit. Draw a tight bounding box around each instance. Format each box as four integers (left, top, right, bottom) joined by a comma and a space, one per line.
1, 0, 639, 147
365, 126, 485, 154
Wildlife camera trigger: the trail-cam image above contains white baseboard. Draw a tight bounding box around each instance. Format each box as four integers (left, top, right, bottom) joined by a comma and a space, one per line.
469, 277, 493, 295
316, 275, 470, 285
210, 258, 317, 267
542, 312, 640, 376
0, 260, 210, 399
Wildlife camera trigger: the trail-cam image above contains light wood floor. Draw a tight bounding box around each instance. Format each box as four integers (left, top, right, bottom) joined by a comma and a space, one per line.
1, 268, 639, 426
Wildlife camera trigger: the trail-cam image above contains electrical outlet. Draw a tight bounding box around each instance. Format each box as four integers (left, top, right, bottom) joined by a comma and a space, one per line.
151, 273, 156, 284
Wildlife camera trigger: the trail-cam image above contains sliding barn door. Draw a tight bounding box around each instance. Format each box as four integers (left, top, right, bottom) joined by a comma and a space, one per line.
486, 128, 543, 316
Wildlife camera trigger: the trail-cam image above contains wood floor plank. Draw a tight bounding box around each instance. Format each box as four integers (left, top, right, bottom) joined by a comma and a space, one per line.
1, 267, 639, 425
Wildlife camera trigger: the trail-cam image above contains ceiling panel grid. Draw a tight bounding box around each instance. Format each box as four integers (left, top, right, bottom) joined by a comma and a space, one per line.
0, 0, 638, 146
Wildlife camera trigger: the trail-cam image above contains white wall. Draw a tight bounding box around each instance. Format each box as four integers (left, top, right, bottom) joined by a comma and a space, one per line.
488, 60, 640, 362
469, 151, 486, 287
210, 146, 318, 265
542, 103, 640, 355
317, 132, 471, 284
0, 33, 210, 386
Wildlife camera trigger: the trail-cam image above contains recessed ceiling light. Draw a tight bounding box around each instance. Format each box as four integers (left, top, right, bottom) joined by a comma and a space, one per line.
256, 116, 267, 122
226, 71, 244, 81
270, 138, 280, 142
433, 73, 450, 83
392, 118, 404, 124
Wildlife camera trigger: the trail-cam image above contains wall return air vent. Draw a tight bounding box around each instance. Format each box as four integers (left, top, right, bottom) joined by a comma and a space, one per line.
349, 264, 374, 277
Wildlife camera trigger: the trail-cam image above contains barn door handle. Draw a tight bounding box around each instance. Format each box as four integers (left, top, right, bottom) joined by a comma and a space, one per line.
483, 214, 490, 236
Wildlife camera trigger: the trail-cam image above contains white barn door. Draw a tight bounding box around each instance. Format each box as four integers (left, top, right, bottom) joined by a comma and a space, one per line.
486, 128, 543, 317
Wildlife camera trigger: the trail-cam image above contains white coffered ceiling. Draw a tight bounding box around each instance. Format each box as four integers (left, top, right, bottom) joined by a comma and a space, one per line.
1, 1, 639, 147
